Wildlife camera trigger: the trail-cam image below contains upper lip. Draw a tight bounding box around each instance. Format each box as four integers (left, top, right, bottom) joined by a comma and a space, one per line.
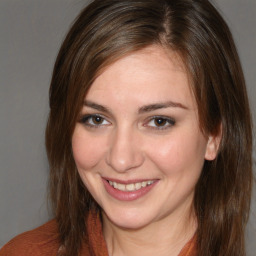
102, 177, 159, 184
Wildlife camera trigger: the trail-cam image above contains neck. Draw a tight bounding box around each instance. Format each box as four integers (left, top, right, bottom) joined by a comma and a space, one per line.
102, 208, 197, 256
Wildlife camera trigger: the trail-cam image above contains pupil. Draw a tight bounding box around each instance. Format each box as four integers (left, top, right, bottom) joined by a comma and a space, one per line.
93, 116, 102, 124
155, 118, 166, 126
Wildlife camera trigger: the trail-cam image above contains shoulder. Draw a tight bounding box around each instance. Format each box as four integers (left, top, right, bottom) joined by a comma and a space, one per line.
0, 220, 59, 256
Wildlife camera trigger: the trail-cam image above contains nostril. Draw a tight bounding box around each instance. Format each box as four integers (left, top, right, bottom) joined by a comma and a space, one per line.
105, 129, 144, 172
106, 146, 144, 172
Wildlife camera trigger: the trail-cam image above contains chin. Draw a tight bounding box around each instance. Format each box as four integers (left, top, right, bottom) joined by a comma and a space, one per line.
102, 207, 155, 230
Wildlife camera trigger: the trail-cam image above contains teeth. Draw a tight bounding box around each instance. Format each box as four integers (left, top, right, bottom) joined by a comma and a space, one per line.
117, 183, 126, 191
108, 180, 155, 192
135, 182, 141, 190
126, 184, 135, 191
141, 181, 147, 187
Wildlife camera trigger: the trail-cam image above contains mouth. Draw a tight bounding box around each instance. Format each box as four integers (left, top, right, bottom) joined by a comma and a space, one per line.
107, 180, 155, 192
103, 178, 158, 201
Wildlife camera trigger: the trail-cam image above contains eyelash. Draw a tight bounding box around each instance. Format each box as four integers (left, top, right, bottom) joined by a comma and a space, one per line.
79, 114, 110, 128
79, 114, 175, 130
144, 116, 175, 130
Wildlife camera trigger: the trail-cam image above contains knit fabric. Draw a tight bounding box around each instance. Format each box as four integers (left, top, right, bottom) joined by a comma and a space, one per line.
0, 212, 197, 256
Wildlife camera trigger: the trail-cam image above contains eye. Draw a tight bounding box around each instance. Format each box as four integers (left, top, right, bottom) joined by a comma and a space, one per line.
146, 116, 175, 130
79, 114, 110, 128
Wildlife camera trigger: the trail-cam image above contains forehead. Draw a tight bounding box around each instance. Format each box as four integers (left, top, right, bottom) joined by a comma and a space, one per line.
85, 45, 196, 110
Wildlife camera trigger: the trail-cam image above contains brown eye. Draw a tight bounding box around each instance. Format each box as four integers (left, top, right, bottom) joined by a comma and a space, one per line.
92, 116, 104, 124
79, 114, 110, 127
154, 118, 167, 127
146, 116, 175, 130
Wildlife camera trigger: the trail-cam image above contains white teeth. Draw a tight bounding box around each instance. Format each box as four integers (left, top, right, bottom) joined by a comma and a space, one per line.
126, 184, 135, 191
141, 181, 147, 187
135, 182, 142, 190
117, 183, 126, 191
108, 180, 155, 192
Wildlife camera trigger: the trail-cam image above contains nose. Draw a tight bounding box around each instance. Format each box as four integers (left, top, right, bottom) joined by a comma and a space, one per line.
106, 127, 144, 173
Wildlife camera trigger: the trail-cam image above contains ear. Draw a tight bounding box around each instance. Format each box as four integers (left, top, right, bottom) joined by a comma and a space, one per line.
204, 124, 222, 161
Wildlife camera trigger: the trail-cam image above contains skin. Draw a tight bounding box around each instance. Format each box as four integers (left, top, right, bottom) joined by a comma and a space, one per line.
72, 45, 220, 256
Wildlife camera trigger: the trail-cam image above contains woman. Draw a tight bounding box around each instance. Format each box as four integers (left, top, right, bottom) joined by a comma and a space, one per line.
0, 0, 252, 255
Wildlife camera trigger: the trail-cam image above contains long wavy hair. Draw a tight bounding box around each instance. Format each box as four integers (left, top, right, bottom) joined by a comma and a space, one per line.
45, 0, 253, 255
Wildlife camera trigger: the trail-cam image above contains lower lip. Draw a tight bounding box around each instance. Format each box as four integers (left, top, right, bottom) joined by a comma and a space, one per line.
102, 179, 158, 201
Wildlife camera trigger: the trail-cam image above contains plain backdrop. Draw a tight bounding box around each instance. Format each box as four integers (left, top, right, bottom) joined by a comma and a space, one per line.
0, 0, 255, 254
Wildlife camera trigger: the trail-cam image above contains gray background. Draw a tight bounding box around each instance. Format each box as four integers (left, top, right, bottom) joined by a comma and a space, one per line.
0, 0, 255, 254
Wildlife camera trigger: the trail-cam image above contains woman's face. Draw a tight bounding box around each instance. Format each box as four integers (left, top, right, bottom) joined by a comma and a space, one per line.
72, 45, 218, 229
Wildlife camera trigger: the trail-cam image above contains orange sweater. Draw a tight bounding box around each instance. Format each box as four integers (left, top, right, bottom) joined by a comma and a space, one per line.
0, 213, 197, 256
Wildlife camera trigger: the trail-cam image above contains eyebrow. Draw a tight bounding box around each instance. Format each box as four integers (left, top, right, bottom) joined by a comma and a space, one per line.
138, 101, 188, 114
83, 100, 188, 114
83, 101, 112, 114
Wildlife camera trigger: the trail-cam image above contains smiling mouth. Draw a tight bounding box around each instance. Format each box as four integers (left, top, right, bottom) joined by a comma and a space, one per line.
107, 180, 155, 192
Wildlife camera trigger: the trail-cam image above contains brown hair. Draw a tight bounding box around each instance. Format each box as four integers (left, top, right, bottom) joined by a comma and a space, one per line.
45, 0, 253, 255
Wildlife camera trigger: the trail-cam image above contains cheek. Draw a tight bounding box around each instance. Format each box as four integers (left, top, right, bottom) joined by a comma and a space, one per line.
146, 131, 207, 176
72, 130, 105, 170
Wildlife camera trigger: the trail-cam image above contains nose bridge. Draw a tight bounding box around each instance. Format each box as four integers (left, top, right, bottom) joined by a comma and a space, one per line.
106, 124, 143, 172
